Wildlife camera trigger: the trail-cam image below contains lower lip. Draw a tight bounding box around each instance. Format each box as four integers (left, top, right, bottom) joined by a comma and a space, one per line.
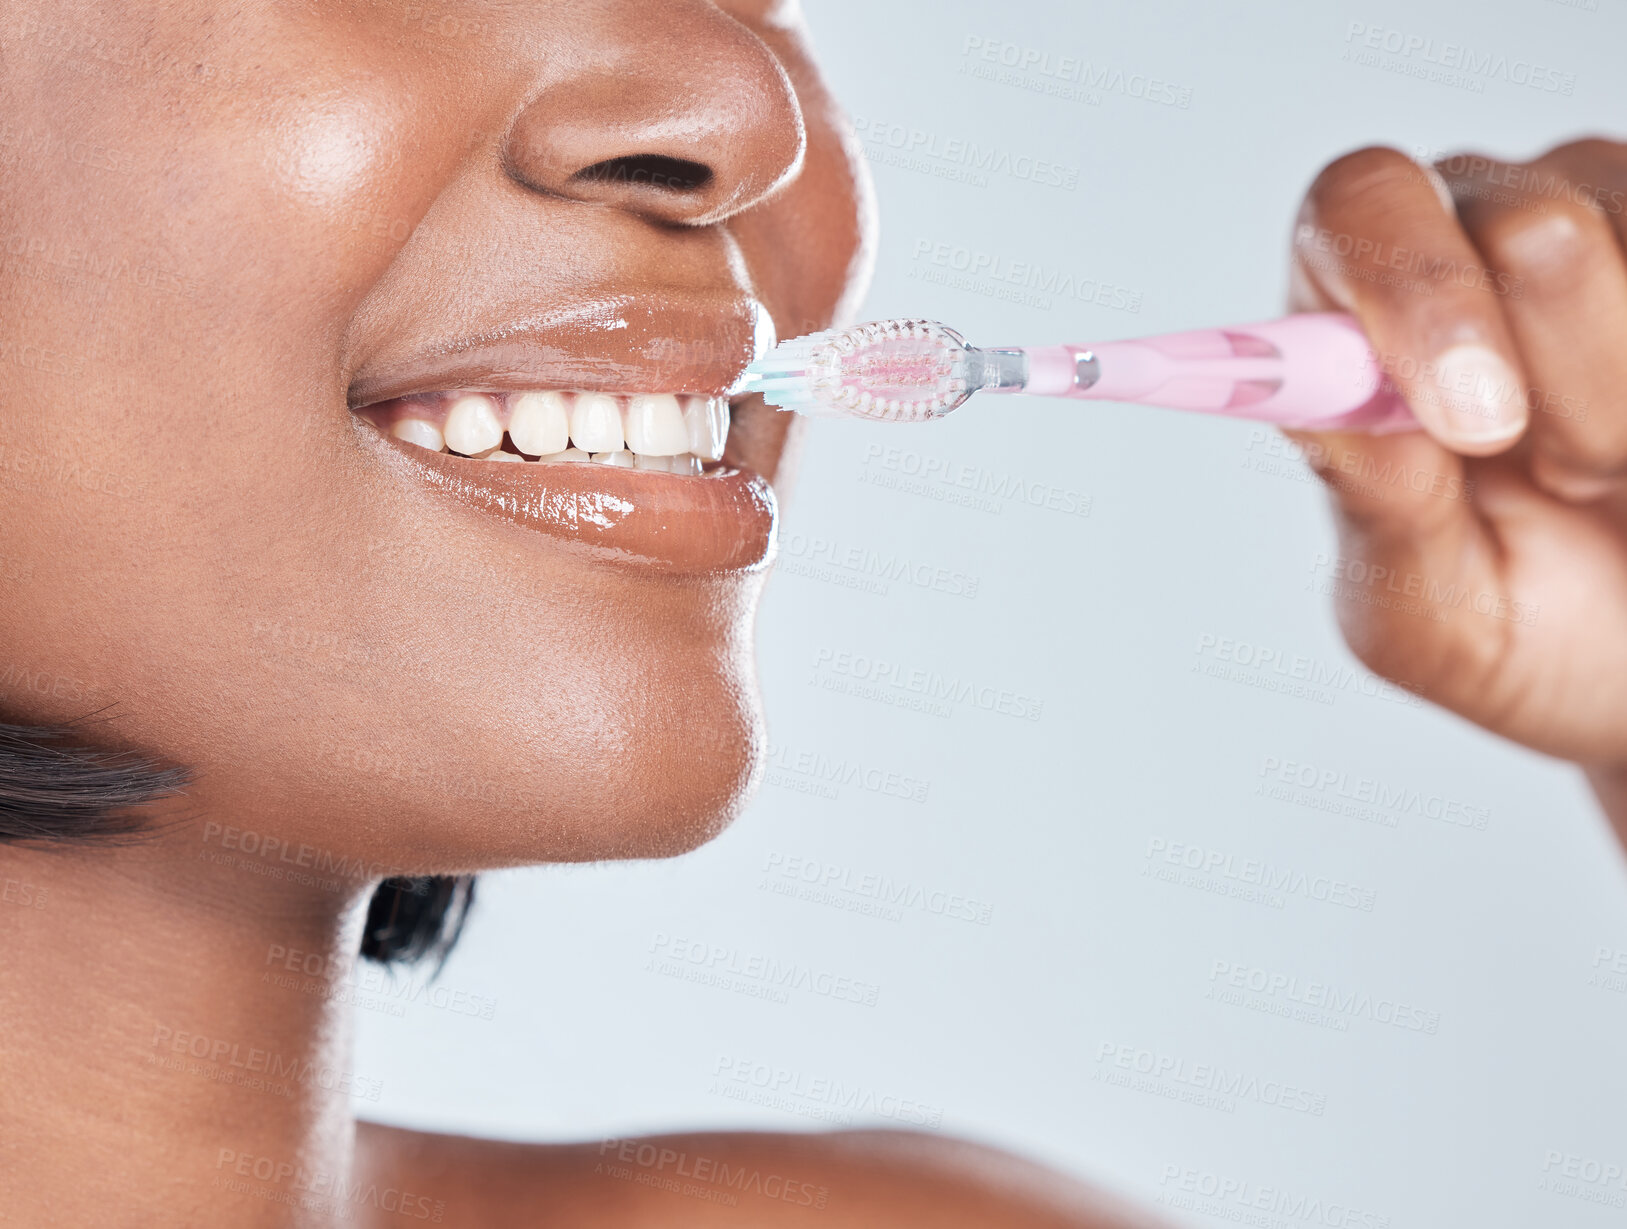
359, 428, 777, 573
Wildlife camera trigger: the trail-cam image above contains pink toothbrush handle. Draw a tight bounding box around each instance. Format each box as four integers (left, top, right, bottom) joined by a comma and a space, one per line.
1017, 312, 1418, 433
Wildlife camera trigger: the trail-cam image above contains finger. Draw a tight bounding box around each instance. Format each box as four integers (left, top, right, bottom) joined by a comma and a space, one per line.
1282, 427, 1511, 707
1294, 146, 1529, 454
1286, 250, 1469, 546
1451, 140, 1627, 501
1284, 245, 1488, 706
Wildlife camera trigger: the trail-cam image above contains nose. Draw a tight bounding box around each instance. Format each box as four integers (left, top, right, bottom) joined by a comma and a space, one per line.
502, 4, 805, 227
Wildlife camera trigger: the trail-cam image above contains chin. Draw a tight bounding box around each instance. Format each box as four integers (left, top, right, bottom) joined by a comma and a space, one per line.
212, 567, 776, 875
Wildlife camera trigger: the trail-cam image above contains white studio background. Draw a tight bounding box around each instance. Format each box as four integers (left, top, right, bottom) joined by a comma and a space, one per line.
355, 2, 1627, 1225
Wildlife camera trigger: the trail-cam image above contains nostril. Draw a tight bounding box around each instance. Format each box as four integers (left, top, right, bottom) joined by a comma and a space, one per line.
571, 155, 714, 194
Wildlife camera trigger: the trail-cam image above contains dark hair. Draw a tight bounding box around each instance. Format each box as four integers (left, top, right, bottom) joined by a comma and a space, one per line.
0, 719, 475, 967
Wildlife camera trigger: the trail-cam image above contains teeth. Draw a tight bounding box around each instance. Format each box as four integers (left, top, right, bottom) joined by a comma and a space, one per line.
390, 418, 444, 452
370, 390, 726, 474
624, 393, 688, 456
507, 391, 570, 456
444, 394, 503, 455
569, 393, 625, 453
684, 396, 726, 461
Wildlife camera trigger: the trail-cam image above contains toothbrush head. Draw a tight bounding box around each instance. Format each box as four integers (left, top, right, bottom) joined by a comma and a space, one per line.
742, 319, 974, 422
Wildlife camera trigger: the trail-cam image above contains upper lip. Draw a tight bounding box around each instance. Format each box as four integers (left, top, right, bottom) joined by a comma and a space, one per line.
346, 292, 774, 409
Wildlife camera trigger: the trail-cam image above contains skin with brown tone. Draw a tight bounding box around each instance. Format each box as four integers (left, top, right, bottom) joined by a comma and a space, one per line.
0, 2, 1155, 1225
1286, 141, 1627, 842
0, 3, 1621, 1227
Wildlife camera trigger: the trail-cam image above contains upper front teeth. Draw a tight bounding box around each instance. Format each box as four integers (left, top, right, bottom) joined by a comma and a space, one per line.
624, 394, 688, 456
443, 394, 504, 455
688, 396, 727, 458
376, 389, 728, 470
506, 391, 570, 456
390, 417, 445, 453
569, 393, 625, 453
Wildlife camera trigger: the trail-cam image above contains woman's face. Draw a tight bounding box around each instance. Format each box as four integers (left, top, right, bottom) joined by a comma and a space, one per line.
0, 0, 871, 867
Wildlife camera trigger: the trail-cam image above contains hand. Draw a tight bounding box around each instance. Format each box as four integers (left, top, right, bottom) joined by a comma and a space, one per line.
1287, 141, 1627, 825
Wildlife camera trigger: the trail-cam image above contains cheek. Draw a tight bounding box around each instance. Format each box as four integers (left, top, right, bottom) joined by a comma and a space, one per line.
0, 5, 783, 866
273, 100, 402, 211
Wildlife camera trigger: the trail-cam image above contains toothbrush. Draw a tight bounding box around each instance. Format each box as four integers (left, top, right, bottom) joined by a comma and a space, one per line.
741, 312, 1417, 433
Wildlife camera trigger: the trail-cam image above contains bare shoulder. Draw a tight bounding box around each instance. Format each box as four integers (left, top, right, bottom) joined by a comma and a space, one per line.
354, 1122, 1165, 1228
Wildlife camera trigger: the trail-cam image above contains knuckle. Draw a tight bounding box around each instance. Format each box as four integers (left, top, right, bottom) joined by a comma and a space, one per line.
1337, 593, 1488, 704
1546, 136, 1627, 167
1433, 149, 1513, 182
1335, 599, 1421, 682
1533, 405, 1627, 474
1531, 449, 1625, 501
1471, 198, 1607, 286
1307, 146, 1433, 220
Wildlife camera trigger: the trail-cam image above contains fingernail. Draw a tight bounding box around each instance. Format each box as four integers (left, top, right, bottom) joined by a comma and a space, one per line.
1416, 344, 1527, 444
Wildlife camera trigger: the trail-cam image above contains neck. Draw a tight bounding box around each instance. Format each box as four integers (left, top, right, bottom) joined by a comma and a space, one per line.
0, 811, 377, 1227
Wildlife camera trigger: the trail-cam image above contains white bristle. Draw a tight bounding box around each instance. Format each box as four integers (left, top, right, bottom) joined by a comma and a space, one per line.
740, 319, 971, 422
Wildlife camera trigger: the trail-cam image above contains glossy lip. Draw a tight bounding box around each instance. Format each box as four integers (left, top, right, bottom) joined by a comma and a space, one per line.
345, 294, 780, 573
359, 429, 777, 572
347, 294, 776, 407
